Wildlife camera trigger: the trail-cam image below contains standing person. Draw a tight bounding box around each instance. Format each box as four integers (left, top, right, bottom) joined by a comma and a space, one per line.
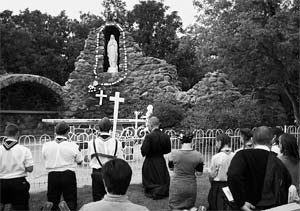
227, 126, 292, 211
87, 117, 123, 201
207, 133, 234, 210
0, 124, 34, 211
271, 127, 284, 155
168, 132, 204, 210
79, 159, 149, 211
278, 133, 300, 194
141, 116, 171, 199
42, 122, 83, 211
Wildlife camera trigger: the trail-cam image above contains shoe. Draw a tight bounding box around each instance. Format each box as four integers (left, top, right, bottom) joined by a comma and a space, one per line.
58, 201, 70, 211
41, 201, 53, 211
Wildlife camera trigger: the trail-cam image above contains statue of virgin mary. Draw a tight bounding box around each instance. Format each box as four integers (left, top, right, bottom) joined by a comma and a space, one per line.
107, 34, 118, 73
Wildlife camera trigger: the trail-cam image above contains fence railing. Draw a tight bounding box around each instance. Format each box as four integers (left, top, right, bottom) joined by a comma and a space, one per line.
0, 125, 299, 191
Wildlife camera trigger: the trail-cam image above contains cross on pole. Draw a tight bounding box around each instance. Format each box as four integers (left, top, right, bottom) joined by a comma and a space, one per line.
95, 90, 107, 106
109, 92, 125, 139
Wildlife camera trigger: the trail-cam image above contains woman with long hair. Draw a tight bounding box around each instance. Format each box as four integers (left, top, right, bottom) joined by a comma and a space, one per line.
168, 131, 204, 210
278, 133, 300, 194
207, 133, 234, 210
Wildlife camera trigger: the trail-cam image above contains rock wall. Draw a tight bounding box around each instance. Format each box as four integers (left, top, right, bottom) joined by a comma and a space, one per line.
63, 24, 181, 118
176, 70, 241, 105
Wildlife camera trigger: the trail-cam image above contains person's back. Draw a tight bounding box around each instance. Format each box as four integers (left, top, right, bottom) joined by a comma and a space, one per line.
278, 133, 300, 194
43, 139, 82, 172
141, 117, 171, 199
210, 149, 234, 181
172, 150, 202, 179
79, 194, 148, 211
208, 133, 234, 210
0, 124, 33, 211
0, 144, 33, 179
141, 128, 171, 157
168, 133, 204, 210
87, 117, 123, 202
42, 122, 82, 211
79, 159, 149, 211
227, 126, 291, 210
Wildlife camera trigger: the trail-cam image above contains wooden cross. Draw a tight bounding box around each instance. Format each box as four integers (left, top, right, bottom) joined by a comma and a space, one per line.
95, 90, 107, 106
109, 92, 125, 139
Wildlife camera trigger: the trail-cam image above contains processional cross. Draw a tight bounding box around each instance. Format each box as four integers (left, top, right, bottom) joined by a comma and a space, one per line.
109, 92, 124, 139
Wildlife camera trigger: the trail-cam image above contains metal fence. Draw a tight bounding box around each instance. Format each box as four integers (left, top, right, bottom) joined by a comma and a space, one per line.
0, 125, 299, 192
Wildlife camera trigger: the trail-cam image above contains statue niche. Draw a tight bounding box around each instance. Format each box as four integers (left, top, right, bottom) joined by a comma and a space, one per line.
103, 26, 120, 73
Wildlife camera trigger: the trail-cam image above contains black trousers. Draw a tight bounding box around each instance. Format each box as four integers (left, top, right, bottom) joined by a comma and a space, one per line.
0, 177, 30, 210
91, 168, 106, 201
47, 170, 77, 211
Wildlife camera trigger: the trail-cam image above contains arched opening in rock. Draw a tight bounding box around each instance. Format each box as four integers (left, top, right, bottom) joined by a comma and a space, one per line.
103, 25, 120, 72
0, 82, 63, 135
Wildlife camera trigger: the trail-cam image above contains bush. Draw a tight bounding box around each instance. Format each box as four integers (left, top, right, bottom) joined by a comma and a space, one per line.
153, 101, 185, 130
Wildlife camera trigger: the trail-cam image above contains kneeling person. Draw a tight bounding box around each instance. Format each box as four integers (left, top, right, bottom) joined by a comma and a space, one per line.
0, 124, 34, 211
42, 122, 83, 211
87, 117, 123, 201
79, 159, 149, 211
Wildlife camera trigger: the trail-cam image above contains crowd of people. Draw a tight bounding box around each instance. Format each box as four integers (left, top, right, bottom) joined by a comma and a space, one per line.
0, 117, 299, 211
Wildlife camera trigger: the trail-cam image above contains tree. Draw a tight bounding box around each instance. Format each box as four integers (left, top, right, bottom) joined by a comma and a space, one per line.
193, 0, 300, 125
127, 1, 182, 61
102, 0, 127, 25
0, 9, 104, 85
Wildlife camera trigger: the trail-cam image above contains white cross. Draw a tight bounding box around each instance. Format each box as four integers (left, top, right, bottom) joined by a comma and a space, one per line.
95, 90, 107, 106
134, 111, 141, 135
109, 92, 125, 139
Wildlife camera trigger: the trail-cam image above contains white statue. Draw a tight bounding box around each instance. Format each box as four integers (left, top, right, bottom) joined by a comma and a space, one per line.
107, 34, 118, 73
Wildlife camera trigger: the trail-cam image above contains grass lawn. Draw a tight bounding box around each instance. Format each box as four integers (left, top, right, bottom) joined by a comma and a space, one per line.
30, 175, 210, 211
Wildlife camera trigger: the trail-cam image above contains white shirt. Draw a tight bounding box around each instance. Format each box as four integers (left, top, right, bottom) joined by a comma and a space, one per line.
88, 133, 123, 169
254, 144, 270, 151
42, 136, 83, 172
209, 147, 234, 181
0, 139, 34, 179
271, 145, 280, 155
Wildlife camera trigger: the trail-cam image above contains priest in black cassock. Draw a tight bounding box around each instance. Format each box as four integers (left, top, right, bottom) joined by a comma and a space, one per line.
141, 116, 171, 199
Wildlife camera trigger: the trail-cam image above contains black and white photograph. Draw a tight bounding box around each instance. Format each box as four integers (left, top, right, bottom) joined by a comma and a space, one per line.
0, 0, 299, 210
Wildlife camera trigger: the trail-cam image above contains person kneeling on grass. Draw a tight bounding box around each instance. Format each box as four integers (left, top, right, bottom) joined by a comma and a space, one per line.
168, 131, 204, 211
0, 124, 34, 211
79, 158, 149, 211
42, 122, 83, 211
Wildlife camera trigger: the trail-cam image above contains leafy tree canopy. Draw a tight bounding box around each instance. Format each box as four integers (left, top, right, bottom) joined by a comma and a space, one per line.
193, 0, 300, 124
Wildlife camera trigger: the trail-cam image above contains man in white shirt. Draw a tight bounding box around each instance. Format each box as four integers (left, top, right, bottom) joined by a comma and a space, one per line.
42, 122, 83, 211
87, 117, 123, 201
0, 124, 34, 211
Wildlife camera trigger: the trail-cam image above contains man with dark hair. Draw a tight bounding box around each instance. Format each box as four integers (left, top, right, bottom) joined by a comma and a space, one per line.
227, 126, 292, 211
0, 124, 34, 210
141, 116, 171, 199
87, 117, 123, 201
42, 122, 83, 211
79, 159, 149, 211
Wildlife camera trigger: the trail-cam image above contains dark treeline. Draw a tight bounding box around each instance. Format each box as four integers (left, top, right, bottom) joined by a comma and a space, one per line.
0, 0, 299, 124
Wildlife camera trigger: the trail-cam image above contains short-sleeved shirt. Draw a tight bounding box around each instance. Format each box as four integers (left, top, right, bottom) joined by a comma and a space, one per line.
209, 148, 234, 181
42, 136, 83, 172
170, 150, 203, 179
0, 139, 34, 179
88, 133, 123, 169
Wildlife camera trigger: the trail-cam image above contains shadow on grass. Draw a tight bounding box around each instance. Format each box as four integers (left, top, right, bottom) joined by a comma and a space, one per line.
30, 176, 210, 211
